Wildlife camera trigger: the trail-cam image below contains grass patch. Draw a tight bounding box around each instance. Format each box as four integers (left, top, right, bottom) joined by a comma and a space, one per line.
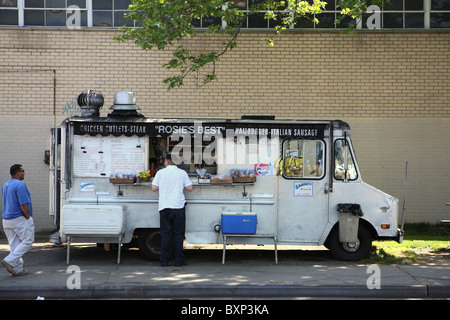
362, 223, 450, 264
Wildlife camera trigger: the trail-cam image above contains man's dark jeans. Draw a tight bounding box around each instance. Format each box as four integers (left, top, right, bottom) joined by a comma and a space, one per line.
159, 207, 186, 266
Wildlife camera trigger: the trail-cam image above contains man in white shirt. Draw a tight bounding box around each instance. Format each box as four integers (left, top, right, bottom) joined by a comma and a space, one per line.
152, 154, 193, 266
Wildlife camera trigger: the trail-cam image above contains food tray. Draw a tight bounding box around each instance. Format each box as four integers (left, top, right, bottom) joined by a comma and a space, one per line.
109, 177, 136, 184
232, 176, 256, 183
211, 178, 233, 184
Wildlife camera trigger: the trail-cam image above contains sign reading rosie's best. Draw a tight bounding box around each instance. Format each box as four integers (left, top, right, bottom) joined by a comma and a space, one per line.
73, 120, 325, 139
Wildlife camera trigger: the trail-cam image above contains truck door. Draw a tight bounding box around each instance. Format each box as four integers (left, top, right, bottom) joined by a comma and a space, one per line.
277, 138, 329, 243
49, 127, 61, 227
326, 137, 375, 260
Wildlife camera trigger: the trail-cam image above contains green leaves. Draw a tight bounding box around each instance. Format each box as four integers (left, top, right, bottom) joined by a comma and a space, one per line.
161, 47, 219, 90
114, 0, 232, 89
114, 0, 388, 89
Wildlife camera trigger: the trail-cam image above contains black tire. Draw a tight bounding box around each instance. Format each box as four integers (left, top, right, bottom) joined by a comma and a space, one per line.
328, 224, 372, 261
137, 229, 161, 260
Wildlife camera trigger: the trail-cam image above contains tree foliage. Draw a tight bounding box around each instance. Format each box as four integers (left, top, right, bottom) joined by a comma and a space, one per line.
114, 0, 388, 90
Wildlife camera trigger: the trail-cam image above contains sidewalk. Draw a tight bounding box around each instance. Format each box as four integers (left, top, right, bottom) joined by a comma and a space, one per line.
0, 240, 449, 299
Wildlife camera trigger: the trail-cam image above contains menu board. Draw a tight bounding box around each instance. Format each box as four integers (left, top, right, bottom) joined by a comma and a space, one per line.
73, 135, 146, 177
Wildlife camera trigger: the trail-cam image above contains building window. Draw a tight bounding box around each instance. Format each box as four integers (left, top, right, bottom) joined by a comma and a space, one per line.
223, 0, 444, 30
0, 0, 448, 29
191, 15, 222, 29
93, 0, 134, 27
24, 0, 87, 27
358, 0, 425, 29
229, 0, 276, 29
294, 0, 355, 29
431, 0, 450, 28
0, 0, 18, 25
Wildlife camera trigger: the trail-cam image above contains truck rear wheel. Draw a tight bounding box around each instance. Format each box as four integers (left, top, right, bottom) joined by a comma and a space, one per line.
328, 224, 372, 261
137, 229, 161, 261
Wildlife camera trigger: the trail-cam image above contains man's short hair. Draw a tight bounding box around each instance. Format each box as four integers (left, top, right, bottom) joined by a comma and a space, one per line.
165, 153, 174, 164
10, 164, 23, 176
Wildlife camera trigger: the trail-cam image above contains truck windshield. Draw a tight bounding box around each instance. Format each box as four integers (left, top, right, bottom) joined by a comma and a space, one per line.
282, 139, 324, 179
334, 139, 358, 181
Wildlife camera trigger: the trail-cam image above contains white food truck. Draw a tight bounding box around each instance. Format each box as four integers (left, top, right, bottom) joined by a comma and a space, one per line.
49, 92, 402, 263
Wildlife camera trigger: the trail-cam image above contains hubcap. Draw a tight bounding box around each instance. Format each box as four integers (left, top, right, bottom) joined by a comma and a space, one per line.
146, 232, 161, 253
342, 239, 360, 253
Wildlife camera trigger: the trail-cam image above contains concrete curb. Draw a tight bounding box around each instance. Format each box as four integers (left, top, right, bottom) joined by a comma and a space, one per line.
1, 284, 448, 299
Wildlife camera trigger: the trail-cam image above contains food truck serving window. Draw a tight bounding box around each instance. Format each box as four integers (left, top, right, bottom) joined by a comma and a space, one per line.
334, 139, 358, 181
282, 139, 324, 179
165, 134, 217, 175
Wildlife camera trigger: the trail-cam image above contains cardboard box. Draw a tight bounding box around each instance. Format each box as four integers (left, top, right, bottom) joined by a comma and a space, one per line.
221, 213, 257, 234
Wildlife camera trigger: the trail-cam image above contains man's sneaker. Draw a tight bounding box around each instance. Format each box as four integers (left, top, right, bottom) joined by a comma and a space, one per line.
14, 269, 30, 276
1, 260, 17, 276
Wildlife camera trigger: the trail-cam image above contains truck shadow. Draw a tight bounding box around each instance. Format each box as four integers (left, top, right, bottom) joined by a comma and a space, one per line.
16, 241, 336, 266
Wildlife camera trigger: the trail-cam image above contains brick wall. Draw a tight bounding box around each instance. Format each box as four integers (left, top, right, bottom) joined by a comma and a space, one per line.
350, 118, 450, 223
0, 28, 449, 230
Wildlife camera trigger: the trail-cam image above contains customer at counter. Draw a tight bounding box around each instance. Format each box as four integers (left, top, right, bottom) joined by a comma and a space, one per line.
151, 154, 193, 267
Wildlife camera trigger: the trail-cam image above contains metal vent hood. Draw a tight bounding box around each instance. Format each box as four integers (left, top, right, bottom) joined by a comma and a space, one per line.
108, 91, 143, 118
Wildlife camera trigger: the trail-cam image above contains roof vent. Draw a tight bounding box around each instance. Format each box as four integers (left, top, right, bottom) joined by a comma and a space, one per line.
108, 91, 142, 118
77, 90, 104, 118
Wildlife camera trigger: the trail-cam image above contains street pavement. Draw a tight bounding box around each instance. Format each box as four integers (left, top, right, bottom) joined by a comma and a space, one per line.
0, 238, 449, 300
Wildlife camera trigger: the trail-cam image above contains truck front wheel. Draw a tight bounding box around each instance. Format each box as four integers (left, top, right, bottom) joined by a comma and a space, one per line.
137, 229, 161, 261
328, 224, 372, 261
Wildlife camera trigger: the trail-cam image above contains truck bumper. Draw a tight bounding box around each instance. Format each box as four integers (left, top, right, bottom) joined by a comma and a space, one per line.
377, 228, 403, 243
